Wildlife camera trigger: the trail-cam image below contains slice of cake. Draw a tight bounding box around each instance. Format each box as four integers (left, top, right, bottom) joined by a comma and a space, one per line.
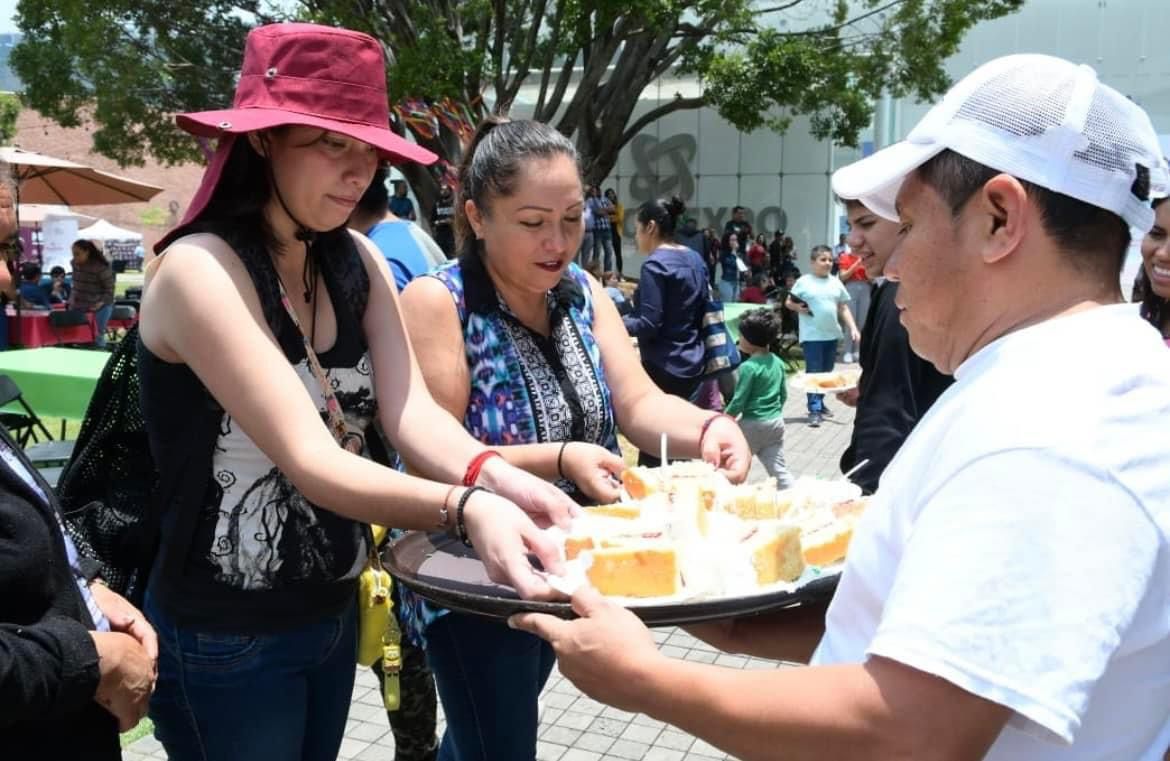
745, 522, 805, 584
582, 502, 642, 520
621, 461, 718, 502
800, 497, 869, 566
801, 522, 854, 566
584, 542, 680, 597
725, 482, 781, 520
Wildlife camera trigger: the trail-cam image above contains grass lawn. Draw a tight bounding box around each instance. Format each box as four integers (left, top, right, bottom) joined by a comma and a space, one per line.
115, 271, 144, 298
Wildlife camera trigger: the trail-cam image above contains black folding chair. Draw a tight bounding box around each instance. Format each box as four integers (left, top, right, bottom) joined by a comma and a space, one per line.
49, 308, 96, 348
105, 304, 138, 350
0, 374, 53, 446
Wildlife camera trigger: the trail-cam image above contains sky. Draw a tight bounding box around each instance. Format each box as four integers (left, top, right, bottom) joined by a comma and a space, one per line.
0, 0, 14, 33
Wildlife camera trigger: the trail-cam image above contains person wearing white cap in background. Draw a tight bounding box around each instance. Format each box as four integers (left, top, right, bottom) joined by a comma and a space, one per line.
510, 54, 1170, 761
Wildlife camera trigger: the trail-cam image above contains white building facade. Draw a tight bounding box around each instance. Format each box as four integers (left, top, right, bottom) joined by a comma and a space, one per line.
587, 0, 1170, 261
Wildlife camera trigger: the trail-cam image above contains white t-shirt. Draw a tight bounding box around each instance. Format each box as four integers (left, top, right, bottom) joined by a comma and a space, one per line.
812, 304, 1170, 760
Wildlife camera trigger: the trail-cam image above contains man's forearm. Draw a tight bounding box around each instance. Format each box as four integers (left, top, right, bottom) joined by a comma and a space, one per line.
690, 600, 827, 663
636, 660, 909, 761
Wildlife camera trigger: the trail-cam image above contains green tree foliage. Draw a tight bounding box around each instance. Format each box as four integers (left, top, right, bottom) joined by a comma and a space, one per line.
0, 93, 19, 143
13, 0, 1022, 214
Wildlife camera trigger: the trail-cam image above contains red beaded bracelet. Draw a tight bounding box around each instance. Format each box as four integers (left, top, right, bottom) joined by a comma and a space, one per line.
699, 413, 733, 449
462, 450, 502, 487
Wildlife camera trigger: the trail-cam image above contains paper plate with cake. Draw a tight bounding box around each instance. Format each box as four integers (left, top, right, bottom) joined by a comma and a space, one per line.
385, 462, 869, 626
789, 369, 861, 394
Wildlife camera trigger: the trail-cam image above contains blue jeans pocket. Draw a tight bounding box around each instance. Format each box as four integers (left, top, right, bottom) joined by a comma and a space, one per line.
184, 632, 260, 671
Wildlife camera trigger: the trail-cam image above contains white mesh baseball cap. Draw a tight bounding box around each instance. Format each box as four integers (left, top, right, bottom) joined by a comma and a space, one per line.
832, 54, 1170, 232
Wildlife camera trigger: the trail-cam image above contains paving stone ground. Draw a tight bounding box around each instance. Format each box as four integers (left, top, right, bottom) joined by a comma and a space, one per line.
124, 373, 857, 761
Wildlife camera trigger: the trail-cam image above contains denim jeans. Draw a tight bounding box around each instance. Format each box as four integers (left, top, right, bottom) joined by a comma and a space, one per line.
592, 230, 614, 271
426, 611, 556, 761
842, 281, 871, 357
145, 591, 357, 761
579, 231, 594, 266
93, 303, 114, 348
801, 339, 838, 413
718, 279, 739, 303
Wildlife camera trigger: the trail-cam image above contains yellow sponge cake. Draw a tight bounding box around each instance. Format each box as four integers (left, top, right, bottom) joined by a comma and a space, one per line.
746, 523, 805, 584
585, 544, 680, 597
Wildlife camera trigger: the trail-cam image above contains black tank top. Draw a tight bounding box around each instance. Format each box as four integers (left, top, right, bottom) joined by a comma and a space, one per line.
139, 222, 382, 632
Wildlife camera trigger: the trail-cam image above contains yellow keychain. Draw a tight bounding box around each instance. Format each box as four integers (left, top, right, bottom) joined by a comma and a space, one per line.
381, 620, 403, 712
357, 526, 392, 667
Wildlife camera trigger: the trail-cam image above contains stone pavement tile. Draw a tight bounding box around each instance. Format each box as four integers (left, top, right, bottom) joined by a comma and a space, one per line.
556, 709, 598, 731
714, 653, 748, 669
570, 696, 608, 717
659, 643, 688, 659
689, 738, 728, 757
356, 743, 397, 761
550, 676, 581, 695
541, 724, 584, 746
541, 707, 565, 727
631, 713, 666, 730
345, 720, 389, 743
545, 690, 577, 710
537, 740, 569, 760
619, 721, 663, 744
607, 738, 651, 759
682, 649, 717, 664
561, 749, 604, 761
600, 705, 637, 722
656, 730, 696, 752
347, 702, 386, 723
337, 737, 373, 759
587, 716, 629, 738
643, 747, 687, 761
574, 730, 617, 754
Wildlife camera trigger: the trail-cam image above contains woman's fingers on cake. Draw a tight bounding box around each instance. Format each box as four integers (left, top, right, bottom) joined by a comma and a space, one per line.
701, 417, 751, 483
464, 491, 560, 599
564, 443, 625, 503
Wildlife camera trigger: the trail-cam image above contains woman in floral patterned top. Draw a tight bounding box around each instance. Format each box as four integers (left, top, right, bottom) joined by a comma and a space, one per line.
400, 118, 751, 761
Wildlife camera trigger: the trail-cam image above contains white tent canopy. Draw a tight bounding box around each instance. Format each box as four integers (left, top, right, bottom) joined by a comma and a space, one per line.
76, 218, 143, 242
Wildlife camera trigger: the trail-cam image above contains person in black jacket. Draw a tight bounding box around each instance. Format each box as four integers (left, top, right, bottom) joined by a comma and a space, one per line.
0, 423, 158, 759
833, 197, 954, 494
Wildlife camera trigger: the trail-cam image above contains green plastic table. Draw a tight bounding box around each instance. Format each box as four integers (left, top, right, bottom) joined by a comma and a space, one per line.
722, 302, 758, 342
0, 348, 110, 421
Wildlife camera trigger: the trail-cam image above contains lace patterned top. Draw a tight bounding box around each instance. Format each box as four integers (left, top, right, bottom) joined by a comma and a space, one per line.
140, 224, 380, 631
397, 254, 619, 644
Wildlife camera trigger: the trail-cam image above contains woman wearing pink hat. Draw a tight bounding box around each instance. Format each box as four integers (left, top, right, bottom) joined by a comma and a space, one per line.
137, 23, 576, 761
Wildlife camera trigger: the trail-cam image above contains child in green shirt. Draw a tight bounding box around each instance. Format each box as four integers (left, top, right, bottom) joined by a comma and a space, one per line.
726, 308, 794, 487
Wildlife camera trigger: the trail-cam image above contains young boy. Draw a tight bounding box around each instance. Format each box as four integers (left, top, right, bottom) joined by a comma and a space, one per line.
724, 308, 794, 487
786, 245, 860, 426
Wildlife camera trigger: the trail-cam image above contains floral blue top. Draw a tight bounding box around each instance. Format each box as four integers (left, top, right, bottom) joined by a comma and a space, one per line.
396, 255, 620, 645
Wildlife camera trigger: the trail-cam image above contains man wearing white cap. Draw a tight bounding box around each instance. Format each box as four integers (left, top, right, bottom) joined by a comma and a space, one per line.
511, 54, 1170, 760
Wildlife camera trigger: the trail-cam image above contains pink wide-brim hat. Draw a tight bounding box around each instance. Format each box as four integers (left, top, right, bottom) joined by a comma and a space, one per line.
159, 22, 436, 252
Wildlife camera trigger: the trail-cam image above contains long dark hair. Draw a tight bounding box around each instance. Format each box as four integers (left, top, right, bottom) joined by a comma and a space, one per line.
72, 238, 108, 266
455, 117, 579, 259
189, 129, 350, 257
1139, 197, 1168, 335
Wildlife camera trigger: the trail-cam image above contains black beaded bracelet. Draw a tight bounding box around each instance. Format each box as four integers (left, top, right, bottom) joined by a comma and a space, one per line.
556, 441, 570, 481
455, 486, 489, 547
